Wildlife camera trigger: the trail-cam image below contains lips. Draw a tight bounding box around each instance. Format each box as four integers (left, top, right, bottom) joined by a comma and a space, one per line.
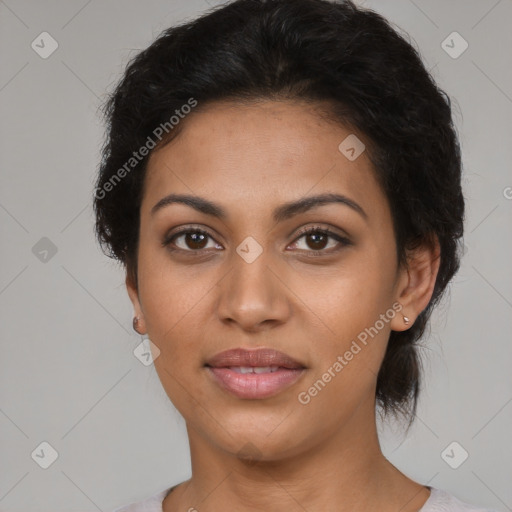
205, 347, 306, 369
204, 348, 307, 399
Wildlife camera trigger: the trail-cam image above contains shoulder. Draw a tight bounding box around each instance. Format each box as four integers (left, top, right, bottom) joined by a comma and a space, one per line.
111, 486, 173, 512
422, 487, 499, 512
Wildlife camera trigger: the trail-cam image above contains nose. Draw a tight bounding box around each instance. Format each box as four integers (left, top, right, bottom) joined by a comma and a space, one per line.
215, 248, 291, 332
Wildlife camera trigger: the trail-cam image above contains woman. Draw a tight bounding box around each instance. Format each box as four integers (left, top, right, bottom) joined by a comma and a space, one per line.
95, 1, 498, 510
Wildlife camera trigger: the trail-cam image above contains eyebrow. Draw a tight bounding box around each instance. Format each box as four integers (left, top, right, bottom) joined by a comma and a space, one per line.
150, 192, 368, 222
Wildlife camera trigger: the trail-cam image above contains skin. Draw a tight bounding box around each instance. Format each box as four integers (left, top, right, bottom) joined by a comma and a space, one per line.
126, 99, 441, 512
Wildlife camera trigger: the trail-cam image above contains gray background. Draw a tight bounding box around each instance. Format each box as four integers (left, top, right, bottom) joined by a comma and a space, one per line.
0, 0, 511, 511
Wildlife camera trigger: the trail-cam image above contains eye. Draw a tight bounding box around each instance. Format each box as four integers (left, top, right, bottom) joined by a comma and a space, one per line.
162, 227, 222, 253
288, 226, 351, 255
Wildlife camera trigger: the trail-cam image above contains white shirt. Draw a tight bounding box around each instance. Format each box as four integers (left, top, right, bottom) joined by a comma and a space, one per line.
112, 485, 500, 511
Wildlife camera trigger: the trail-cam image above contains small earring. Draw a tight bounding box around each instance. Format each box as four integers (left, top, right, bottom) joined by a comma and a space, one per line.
133, 316, 140, 333
402, 315, 410, 325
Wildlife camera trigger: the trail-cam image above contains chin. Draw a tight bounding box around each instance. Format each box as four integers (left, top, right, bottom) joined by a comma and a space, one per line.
205, 416, 314, 462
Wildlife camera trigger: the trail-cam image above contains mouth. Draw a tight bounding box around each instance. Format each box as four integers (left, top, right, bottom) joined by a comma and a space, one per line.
204, 348, 307, 399
224, 366, 283, 373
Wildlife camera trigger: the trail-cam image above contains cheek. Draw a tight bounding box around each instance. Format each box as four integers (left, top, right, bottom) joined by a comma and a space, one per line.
294, 247, 395, 336
138, 241, 206, 319
295, 283, 392, 428
137, 263, 210, 412
291, 250, 395, 395
136, 249, 214, 367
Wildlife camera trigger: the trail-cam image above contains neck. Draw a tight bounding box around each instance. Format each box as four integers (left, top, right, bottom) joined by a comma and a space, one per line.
163, 396, 430, 512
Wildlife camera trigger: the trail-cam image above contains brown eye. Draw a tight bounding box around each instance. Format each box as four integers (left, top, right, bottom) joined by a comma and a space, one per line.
180, 232, 209, 250
163, 228, 221, 252
290, 227, 351, 255
304, 231, 329, 250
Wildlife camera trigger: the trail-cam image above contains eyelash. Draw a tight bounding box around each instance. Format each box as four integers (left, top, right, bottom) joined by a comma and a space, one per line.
162, 225, 352, 257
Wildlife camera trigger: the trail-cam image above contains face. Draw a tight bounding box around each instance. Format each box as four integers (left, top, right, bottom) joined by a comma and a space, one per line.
127, 99, 423, 461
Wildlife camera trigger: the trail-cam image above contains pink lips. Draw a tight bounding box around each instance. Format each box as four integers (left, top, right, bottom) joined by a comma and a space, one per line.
205, 348, 307, 399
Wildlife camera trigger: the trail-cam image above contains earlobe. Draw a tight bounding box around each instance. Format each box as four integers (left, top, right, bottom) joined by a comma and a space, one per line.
390, 303, 413, 332
126, 273, 147, 335
132, 315, 145, 335
391, 236, 441, 332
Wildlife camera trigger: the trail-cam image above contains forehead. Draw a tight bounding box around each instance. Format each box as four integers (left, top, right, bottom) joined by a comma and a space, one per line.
143, 99, 386, 221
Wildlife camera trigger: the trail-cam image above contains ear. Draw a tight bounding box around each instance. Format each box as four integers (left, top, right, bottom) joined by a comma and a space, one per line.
126, 272, 147, 335
390, 235, 441, 332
